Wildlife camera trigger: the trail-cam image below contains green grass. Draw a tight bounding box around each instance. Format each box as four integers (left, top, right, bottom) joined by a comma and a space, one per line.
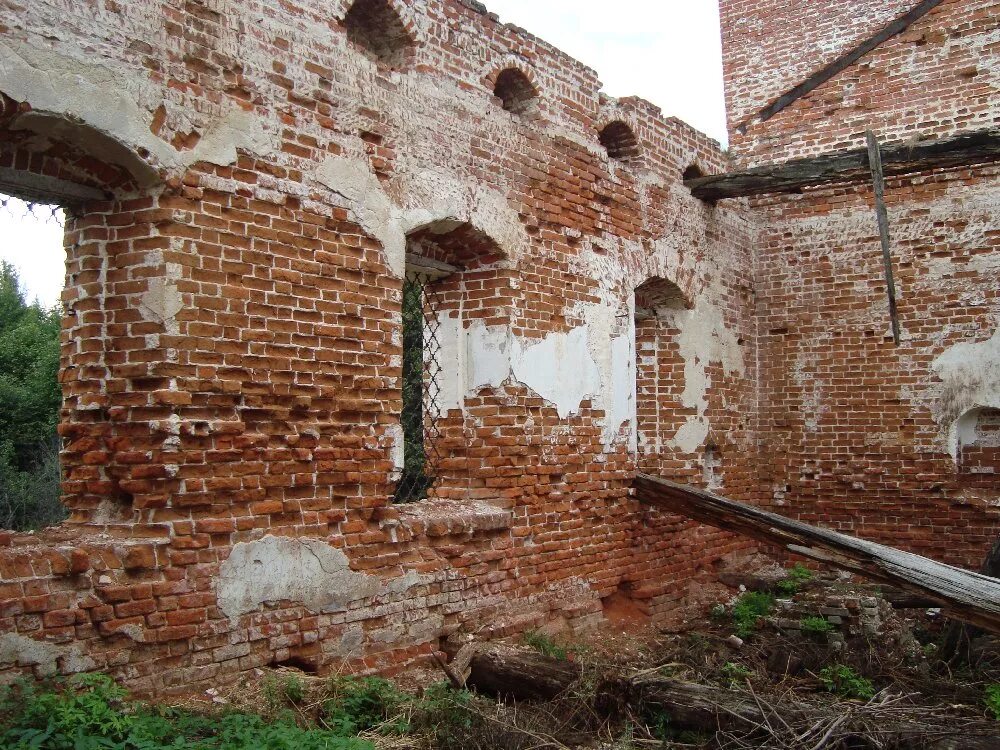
731, 591, 775, 638
0, 673, 373, 750
323, 676, 410, 736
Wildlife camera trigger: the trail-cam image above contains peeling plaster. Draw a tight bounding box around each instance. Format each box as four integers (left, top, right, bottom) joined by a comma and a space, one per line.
217, 536, 380, 620
0, 633, 94, 682
666, 294, 746, 454
313, 157, 529, 278
0, 38, 275, 182
931, 326, 1000, 459
510, 326, 602, 419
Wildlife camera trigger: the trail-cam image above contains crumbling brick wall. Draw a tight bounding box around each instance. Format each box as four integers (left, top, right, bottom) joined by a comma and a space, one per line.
721, 0, 1000, 566
0, 0, 756, 692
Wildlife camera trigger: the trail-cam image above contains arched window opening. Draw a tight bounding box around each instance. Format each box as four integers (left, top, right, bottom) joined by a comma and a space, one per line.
633, 277, 691, 475
1, 95, 154, 528
344, 0, 414, 70
599, 120, 640, 163
493, 68, 538, 116
395, 222, 505, 504
0, 194, 68, 531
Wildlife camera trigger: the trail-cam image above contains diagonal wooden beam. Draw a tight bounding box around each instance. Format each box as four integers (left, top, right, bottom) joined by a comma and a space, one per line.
634, 473, 1000, 634
736, 0, 946, 133
686, 127, 1000, 200
866, 130, 902, 345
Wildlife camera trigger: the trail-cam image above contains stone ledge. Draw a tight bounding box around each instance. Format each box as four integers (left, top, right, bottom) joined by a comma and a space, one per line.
391, 499, 514, 538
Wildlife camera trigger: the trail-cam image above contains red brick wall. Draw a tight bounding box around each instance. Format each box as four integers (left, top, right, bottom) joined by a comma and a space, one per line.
721, 0, 1000, 566
0, 0, 756, 692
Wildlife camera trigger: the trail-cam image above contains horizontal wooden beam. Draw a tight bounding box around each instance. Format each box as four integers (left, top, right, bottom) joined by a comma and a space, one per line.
0, 167, 106, 205
687, 127, 1000, 200
737, 0, 945, 132
634, 474, 1000, 634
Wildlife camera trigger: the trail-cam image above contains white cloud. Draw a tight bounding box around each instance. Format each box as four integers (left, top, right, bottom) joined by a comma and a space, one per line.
484, 0, 728, 144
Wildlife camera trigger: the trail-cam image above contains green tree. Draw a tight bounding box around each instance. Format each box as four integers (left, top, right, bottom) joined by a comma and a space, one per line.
0, 261, 65, 530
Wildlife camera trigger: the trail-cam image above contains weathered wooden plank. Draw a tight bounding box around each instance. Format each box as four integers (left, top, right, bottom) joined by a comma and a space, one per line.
634, 474, 1000, 634
866, 130, 901, 345
0, 167, 106, 205
737, 0, 946, 132
687, 128, 1000, 200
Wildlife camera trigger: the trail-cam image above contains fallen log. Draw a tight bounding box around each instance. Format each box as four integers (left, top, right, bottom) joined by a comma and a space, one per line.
634, 474, 1000, 634
465, 647, 581, 701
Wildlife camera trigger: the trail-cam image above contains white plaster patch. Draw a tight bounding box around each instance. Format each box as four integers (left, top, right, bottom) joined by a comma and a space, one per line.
511, 326, 602, 419
217, 536, 380, 620
466, 322, 511, 392
666, 295, 746, 454
930, 326, 1000, 460
435, 314, 464, 413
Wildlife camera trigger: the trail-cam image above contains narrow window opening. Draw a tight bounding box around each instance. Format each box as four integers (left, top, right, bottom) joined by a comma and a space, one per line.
396, 260, 453, 504
493, 68, 538, 116
633, 277, 690, 474
344, 0, 414, 70
599, 121, 640, 163
0, 193, 68, 531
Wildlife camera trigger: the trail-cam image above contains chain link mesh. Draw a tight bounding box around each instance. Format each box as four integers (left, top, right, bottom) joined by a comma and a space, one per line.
0, 193, 65, 227
395, 270, 446, 503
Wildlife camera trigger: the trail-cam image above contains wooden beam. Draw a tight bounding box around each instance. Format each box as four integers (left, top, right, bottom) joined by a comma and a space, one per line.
634, 474, 1000, 634
736, 0, 945, 132
0, 167, 106, 205
687, 127, 1000, 200
866, 130, 901, 345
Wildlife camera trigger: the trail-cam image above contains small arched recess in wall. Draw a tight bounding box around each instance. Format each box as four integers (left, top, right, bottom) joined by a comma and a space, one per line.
633, 276, 692, 474
490, 67, 540, 117
598, 120, 641, 164
343, 0, 416, 70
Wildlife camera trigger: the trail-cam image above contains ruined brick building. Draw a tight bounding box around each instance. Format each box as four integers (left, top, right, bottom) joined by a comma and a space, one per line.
0, 0, 996, 692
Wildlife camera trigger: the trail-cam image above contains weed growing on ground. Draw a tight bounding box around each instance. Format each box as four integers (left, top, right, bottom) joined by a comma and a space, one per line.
323, 675, 410, 735
731, 591, 775, 637
800, 616, 835, 636
985, 684, 1000, 721
522, 630, 568, 660
720, 661, 752, 686
777, 563, 813, 596
0, 673, 373, 750
818, 664, 875, 701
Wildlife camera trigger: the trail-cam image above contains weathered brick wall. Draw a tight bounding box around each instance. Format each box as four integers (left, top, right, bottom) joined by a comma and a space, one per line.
0, 0, 756, 691
721, 0, 1000, 566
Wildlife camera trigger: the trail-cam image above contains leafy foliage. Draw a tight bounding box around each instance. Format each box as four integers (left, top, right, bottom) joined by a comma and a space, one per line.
522, 630, 569, 660
0, 262, 65, 530
985, 684, 1000, 721
0, 673, 374, 750
322, 676, 409, 735
731, 592, 775, 638
818, 664, 875, 701
776, 563, 813, 596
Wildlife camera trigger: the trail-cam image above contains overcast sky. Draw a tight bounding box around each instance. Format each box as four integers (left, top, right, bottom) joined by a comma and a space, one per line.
0, 1, 728, 307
